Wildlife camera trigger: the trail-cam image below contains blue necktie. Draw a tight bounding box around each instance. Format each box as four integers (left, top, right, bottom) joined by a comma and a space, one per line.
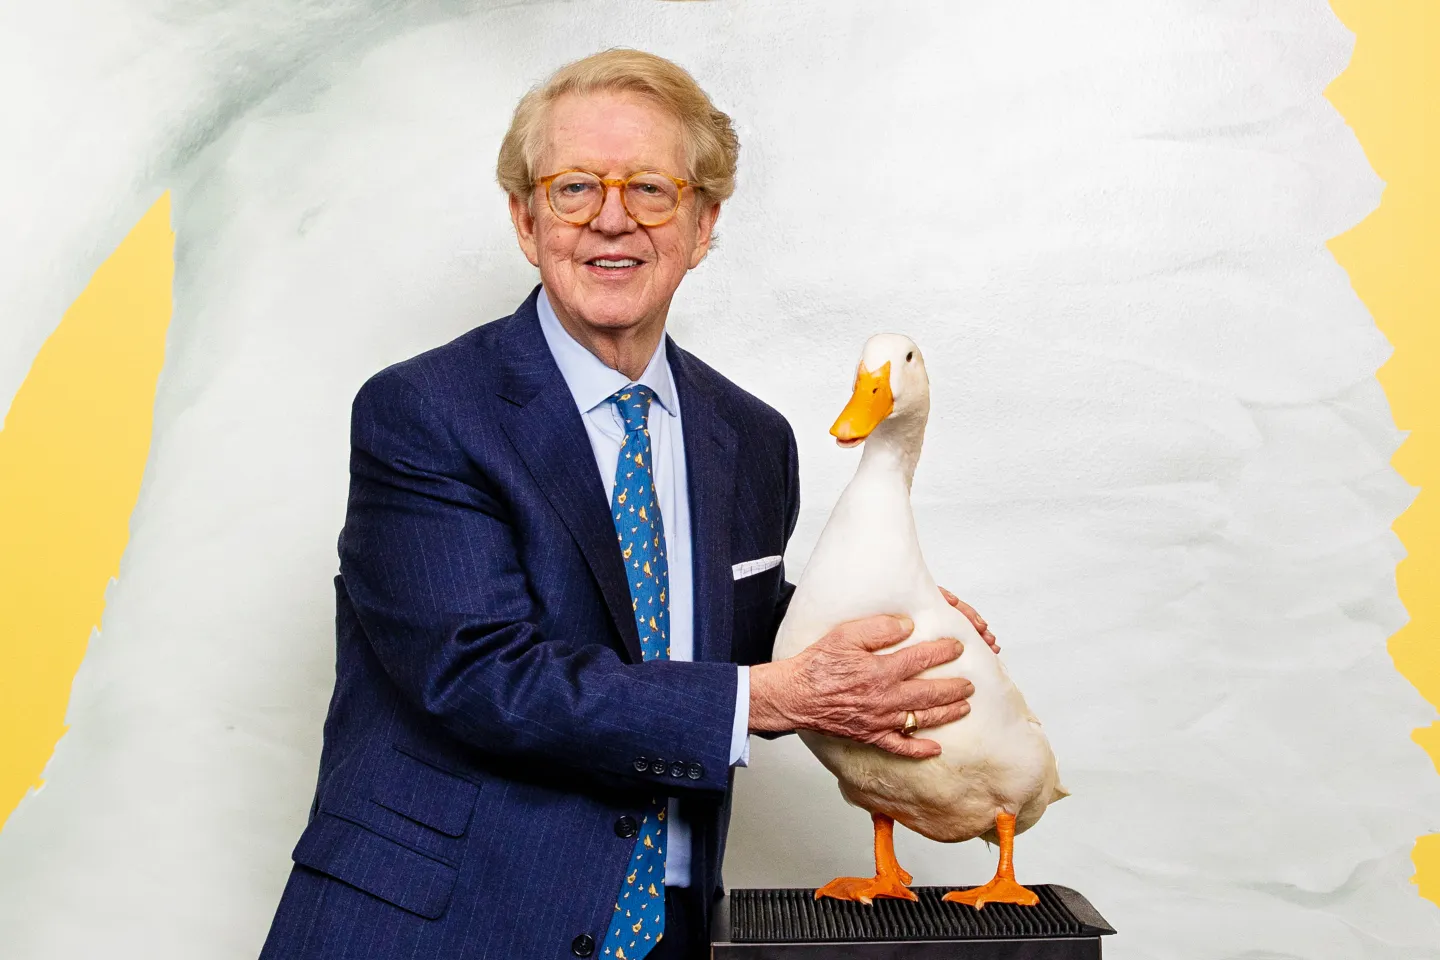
600, 385, 669, 960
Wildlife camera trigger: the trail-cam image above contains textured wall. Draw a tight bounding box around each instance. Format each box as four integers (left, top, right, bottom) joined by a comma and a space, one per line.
0, 1, 1436, 957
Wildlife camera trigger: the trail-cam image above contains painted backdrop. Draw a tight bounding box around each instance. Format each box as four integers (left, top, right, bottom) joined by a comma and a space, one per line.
1, 2, 1437, 958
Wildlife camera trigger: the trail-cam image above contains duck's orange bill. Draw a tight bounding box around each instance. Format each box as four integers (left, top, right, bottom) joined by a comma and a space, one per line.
830, 362, 893, 443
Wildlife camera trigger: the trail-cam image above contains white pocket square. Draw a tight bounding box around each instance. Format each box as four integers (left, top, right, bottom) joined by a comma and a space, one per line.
732, 556, 782, 580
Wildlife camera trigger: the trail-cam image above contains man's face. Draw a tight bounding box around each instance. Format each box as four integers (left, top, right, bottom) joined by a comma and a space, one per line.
510, 90, 720, 339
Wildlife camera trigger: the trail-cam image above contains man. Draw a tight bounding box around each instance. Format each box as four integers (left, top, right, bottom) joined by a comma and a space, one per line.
262, 49, 991, 959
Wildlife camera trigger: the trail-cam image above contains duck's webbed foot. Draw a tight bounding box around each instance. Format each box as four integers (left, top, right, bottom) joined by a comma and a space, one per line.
943, 876, 1038, 908
814, 813, 918, 905
815, 872, 917, 904
942, 811, 1039, 909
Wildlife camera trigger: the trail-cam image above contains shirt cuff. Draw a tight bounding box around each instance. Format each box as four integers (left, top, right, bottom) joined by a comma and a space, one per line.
729, 665, 751, 767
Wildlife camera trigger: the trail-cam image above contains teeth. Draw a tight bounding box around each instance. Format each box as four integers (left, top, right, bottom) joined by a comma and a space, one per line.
592, 258, 640, 268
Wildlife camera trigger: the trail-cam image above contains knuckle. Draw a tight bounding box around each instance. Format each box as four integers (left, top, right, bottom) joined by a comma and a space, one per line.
917, 682, 948, 707
871, 613, 902, 633
853, 617, 894, 647
913, 642, 948, 668
891, 648, 925, 674
917, 682, 955, 709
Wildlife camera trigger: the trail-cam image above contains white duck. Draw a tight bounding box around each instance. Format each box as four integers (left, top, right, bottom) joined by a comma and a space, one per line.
774, 334, 1067, 909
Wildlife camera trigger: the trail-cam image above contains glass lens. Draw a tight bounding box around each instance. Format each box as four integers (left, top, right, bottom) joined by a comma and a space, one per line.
625, 174, 681, 225
548, 172, 603, 223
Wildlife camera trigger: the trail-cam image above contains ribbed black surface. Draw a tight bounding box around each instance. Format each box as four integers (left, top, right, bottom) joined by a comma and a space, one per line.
728, 886, 1090, 942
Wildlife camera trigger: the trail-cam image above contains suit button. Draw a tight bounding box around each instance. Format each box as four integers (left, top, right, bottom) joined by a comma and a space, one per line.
571, 934, 595, 957
615, 816, 638, 839
687, 762, 704, 780
669, 761, 686, 778
650, 758, 667, 776
633, 757, 649, 773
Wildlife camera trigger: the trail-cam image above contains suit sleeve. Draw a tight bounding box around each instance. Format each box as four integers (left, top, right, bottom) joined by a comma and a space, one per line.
767, 420, 801, 656
753, 419, 801, 741
338, 368, 736, 793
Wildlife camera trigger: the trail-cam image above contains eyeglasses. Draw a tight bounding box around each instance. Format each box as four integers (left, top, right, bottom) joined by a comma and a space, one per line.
535, 169, 693, 227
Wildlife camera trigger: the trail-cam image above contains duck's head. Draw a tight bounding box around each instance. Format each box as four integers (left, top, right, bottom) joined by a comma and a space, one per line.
830, 334, 930, 448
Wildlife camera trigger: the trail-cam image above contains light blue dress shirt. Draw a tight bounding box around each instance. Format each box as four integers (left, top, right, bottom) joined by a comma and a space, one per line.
536, 287, 750, 889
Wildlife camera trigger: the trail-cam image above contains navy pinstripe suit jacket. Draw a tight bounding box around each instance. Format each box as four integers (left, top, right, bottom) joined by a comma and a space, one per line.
260, 287, 799, 959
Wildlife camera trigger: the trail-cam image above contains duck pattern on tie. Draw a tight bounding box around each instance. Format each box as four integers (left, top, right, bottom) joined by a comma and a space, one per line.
600, 385, 669, 960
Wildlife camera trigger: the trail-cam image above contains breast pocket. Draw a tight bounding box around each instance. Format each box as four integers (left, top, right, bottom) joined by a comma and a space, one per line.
729, 558, 784, 667
732, 559, 783, 613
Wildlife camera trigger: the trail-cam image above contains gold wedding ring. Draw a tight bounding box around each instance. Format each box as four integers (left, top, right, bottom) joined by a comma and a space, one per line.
901, 711, 919, 737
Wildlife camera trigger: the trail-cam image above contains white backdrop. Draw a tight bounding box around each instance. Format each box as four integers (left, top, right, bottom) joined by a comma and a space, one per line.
2, 1, 1438, 957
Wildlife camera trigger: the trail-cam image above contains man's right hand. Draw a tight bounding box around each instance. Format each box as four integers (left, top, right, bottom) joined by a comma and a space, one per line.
749, 615, 974, 759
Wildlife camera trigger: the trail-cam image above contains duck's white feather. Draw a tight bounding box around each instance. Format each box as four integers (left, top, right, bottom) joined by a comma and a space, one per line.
775, 334, 1065, 845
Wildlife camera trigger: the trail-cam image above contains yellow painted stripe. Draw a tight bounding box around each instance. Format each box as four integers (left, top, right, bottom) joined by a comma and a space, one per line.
1326, 1, 1440, 907
0, 193, 174, 831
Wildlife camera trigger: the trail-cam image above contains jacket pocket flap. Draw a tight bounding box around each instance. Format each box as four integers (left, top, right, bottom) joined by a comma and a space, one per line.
372, 748, 480, 838
292, 813, 456, 919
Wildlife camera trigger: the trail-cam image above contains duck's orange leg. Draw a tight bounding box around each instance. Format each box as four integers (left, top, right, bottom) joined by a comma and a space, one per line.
943, 812, 1039, 908
815, 813, 918, 904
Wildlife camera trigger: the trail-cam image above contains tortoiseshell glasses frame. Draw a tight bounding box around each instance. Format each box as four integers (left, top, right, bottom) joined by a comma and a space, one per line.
534, 169, 694, 227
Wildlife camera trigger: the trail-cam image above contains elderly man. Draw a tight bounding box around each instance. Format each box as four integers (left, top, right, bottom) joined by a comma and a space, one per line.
261, 49, 993, 960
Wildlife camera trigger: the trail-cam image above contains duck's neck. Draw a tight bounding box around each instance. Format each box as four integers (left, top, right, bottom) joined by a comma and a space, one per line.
856, 412, 926, 490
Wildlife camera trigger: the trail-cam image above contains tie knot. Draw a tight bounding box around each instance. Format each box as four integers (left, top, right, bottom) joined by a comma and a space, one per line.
610, 385, 657, 433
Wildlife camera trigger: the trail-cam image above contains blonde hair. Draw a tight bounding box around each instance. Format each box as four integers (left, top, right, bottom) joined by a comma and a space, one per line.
496, 48, 739, 205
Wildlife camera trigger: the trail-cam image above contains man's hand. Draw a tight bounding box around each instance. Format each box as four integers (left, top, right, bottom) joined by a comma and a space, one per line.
749, 615, 974, 759
939, 586, 999, 654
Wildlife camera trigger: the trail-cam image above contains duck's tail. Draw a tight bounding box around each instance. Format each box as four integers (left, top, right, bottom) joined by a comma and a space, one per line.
1049, 782, 1071, 803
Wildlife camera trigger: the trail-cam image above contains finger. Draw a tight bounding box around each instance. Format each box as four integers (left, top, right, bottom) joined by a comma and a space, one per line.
938, 586, 986, 628
911, 700, 972, 730
948, 595, 987, 633
884, 636, 963, 678
842, 614, 916, 652
894, 677, 975, 711
872, 732, 943, 759
983, 630, 1000, 653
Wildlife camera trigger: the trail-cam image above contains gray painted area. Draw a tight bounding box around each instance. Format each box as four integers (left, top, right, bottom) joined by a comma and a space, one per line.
0, 1, 1436, 957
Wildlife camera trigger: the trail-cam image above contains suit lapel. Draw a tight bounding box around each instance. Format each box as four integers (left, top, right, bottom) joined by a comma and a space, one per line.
495, 290, 644, 663
670, 343, 737, 667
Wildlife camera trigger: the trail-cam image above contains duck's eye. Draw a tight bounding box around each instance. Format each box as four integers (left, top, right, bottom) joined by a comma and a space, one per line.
906, 351, 914, 362
872, 387, 878, 394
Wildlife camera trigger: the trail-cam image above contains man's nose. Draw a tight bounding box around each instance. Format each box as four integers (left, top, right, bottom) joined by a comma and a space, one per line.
590, 183, 637, 234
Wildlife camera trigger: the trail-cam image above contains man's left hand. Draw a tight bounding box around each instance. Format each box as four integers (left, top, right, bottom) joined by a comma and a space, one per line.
939, 587, 1000, 654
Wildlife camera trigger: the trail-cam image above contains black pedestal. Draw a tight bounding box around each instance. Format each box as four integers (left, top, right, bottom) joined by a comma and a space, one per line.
712, 886, 1115, 959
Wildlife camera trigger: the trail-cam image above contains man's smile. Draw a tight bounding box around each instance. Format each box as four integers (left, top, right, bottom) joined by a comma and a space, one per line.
583, 254, 647, 277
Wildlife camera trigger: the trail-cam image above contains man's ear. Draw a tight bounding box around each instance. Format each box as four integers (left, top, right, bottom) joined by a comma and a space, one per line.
509, 193, 541, 267
687, 201, 722, 269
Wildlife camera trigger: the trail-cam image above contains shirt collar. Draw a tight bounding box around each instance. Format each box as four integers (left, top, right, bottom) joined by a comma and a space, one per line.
536, 285, 679, 418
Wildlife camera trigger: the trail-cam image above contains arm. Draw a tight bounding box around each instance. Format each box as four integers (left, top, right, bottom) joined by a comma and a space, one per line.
339, 368, 735, 793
